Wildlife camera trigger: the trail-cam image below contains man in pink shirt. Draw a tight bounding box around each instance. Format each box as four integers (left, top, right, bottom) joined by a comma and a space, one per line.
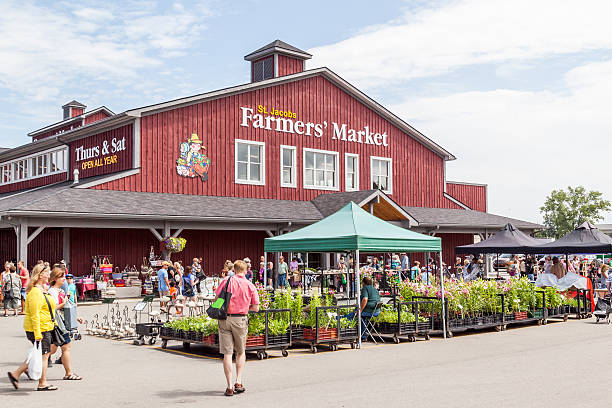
215, 259, 259, 397
17, 261, 29, 315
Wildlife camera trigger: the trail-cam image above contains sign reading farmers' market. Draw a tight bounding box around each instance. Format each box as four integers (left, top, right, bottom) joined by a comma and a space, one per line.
240, 105, 390, 147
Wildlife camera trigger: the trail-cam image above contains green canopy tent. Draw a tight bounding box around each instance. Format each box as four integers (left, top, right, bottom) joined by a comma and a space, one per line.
264, 202, 446, 345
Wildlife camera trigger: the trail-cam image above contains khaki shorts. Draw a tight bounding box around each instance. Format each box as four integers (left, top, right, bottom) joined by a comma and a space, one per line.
159, 290, 170, 297
219, 315, 248, 355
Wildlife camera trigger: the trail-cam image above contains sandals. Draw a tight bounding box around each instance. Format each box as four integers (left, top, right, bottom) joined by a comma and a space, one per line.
7, 372, 18, 389
234, 383, 246, 393
224, 387, 234, 397
37, 385, 58, 391
63, 374, 82, 380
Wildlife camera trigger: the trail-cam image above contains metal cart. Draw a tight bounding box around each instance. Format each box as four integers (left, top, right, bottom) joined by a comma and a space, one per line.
375, 300, 434, 343
292, 305, 359, 353
159, 309, 292, 359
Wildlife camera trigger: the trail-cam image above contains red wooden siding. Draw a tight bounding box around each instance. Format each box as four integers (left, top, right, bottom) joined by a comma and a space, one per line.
446, 182, 487, 212
32, 119, 82, 141
69, 124, 133, 179
68, 228, 266, 277
0, 172, 67, 194
71, 108, 84, 117
84, 110, 111, 125
438, 233, 474, 268
0, 230, 15, 263
278, 55, 304, 77
0, 228, 62, 267
93, 75, 453, 209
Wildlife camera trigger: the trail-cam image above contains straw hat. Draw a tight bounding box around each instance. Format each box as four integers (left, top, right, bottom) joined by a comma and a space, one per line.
189, 133, 202, 144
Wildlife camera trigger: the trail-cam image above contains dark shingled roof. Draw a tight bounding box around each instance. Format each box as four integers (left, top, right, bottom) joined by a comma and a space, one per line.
0, 181, 541, 231
62, 100, 86, 108
403, 206, 542, 230
244, 40, 312, 61
311, 190, 378, 217
0, 184, 322, 222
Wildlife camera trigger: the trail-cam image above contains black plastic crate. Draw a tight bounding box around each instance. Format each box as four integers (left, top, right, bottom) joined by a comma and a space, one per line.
339, 327, 358, 338
268, 333, 290, 345
291, 325, 304, 339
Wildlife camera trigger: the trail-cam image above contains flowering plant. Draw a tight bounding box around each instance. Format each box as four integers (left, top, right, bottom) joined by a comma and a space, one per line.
161, 237, 187, 253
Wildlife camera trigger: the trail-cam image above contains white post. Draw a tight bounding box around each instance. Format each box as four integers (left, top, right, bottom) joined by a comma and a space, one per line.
264, 252, 268, 287
355, 249, 361, 349
439, 251, 447, 339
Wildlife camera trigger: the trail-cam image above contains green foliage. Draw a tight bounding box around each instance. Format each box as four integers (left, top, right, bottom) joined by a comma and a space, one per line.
163, 316, 218, 335
540, 186, 611, 238
248, 313, 265, 336
371, 305, 426, 324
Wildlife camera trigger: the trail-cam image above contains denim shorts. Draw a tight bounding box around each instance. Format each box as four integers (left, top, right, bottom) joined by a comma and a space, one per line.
21, 288, 26, 300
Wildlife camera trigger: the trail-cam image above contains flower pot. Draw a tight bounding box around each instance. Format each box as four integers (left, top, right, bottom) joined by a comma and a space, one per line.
514, 311, 528, 320
303, 328, 338, 340
201, 334, 216, 344
245, 335, 265, 347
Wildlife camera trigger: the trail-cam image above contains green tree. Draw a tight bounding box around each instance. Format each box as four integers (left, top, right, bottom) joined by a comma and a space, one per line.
540, 186, 611, 238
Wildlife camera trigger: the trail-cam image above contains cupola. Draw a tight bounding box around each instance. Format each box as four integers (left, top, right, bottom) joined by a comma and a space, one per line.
62, 100, 86, 119
244, 40, 312, 83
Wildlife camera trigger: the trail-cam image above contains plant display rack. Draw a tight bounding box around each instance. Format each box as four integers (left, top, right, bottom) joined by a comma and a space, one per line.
159, 309, 291, 360
374, 300, 434, 343
292, 305, 359, 353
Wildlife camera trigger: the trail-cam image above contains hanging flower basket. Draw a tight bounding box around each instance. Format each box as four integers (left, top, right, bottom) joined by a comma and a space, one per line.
160, 237, 187, 253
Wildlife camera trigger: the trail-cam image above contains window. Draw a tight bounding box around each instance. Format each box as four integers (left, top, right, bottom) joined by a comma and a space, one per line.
345, 153, 359, 191
252, 57, 274, 82
303, 148, 339, 190
0, 146, 68, 186
235, 139, 265, 185
280, 145, 296, 188
371, 156, 392, 194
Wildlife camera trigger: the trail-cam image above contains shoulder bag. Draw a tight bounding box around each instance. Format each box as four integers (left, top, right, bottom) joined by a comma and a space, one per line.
4, 274, 14, 300
43, 292, 67, 347
206, 276, 232, 320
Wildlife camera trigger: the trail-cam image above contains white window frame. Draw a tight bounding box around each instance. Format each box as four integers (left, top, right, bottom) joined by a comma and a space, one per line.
234, 139, 265, 186
0, 146, 68, 186
302, 147, 340, 191
370, 156, 393, 194
280, 145, 297, 188
345, 153, 359, 192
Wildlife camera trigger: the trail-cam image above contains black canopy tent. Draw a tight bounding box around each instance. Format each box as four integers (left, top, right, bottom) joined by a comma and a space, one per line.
527, 222, 612, 254
456, 223, 549, 254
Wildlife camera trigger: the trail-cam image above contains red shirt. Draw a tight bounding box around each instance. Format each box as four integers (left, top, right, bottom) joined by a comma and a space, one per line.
19, 267, 29, 288
215, 274, 259, 315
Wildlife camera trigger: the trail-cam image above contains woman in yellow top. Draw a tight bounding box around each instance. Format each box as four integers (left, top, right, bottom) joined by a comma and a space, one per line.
8, 264, 59, 391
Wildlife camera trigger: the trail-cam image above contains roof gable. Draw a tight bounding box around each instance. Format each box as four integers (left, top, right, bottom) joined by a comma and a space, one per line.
126, 67, 455, 161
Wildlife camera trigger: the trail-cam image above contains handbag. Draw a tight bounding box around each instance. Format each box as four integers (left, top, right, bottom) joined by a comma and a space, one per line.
206, 276, 232, 320
43, 293, 67, 347
3, 274, 14, 300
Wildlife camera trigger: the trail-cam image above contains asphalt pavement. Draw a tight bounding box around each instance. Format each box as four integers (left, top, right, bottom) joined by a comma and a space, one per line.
1, 300, 610, 407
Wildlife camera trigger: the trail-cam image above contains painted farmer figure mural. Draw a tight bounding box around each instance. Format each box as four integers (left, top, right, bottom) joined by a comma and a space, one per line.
176, 133, 211, 181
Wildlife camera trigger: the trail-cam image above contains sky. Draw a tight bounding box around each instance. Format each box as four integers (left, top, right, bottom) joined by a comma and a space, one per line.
1, 0, 612, 224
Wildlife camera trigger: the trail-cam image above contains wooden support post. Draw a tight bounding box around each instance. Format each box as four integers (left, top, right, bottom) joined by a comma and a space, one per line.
62, 228, 70, 266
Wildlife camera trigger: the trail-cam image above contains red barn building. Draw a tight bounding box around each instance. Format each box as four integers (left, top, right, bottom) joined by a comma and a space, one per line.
0, 40, 539, 275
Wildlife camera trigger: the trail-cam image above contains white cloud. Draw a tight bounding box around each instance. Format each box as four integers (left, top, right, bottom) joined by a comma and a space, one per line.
0, 1, 211, 122
307, 0, 612, 88
306, 0, 612, 224
390, 59, 612, 223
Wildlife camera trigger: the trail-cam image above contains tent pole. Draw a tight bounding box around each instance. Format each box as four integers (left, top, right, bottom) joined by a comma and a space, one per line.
356, 249, 361, 349
264, 252, 267, 287
439, 250, 447, 339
